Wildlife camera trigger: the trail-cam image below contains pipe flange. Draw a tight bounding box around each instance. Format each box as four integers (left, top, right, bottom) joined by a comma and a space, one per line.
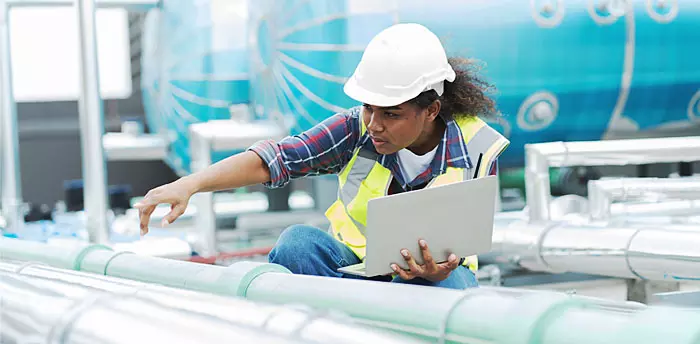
646, 0, 678, 24
534, 221, 563, 273
530, 0, 565, 28
219, 261, 291, 297
14, 261, 46, 274
500, 293, 587, 344
624, 228, 646, 280
100, 251, 134, 275
517, 91, 559, 131
437, 291, 479, 344
588, 0, 628, 25
688, 90, 700, 122
72, 244, 113, 271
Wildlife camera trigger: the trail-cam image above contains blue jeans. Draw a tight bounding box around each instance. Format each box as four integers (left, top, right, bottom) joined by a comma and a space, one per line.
268, 225, 479, 290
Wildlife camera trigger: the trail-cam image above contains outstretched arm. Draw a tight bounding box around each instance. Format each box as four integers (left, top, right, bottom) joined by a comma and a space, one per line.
135, 107, 363, 234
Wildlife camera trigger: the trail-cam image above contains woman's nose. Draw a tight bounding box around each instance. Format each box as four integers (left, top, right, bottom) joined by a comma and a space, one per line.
367, 112, 384, 132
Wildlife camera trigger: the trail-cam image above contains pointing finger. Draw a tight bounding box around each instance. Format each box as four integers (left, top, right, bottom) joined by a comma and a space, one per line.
139, 205, 156, 235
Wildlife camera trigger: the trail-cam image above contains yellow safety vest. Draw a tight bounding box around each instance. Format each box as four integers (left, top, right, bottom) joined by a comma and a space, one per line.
324, 115, 509, 272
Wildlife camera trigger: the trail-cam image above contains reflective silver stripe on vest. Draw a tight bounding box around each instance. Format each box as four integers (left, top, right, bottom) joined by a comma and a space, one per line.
465, 125, 503, 179
339, 149, 379, 205
335, 149, 378, 237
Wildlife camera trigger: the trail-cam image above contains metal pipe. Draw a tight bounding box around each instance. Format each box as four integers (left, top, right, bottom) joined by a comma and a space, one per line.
6, 0, 159, 11
0, 260, 422, 344
0, 1, 24, 235
244, 272, 700, 344
609, 199, 700, 219
589, 177, 700, 220
489, 217, 700, 281
525, 137, 700, 222
75, 0, 110, 245
5, 241, 700, 343
0, 269, 312, 344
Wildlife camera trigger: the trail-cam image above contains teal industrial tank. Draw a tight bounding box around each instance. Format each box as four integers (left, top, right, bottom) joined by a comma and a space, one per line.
398, 0, 700, 167
141, 0, 249, 175
142, 0, 700, 171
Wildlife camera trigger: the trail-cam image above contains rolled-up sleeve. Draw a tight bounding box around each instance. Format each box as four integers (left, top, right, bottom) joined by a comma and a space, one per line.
248, 107, 362, 188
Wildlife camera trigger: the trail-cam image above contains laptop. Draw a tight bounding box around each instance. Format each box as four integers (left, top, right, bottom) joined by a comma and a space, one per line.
337, 175, 498, 277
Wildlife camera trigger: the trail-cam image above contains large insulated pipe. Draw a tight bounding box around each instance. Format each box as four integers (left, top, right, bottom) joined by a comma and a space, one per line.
0, 269, 313, 344
0, 1, 24, 235
75, 0, 110, 244
243, 273, 700, 344
490, 216, 700, 281
588, 177, 700, 220
0, 260, 420, 344
0, 237, 111, 269
525, 137, 700, 222
3, 239, 700, 344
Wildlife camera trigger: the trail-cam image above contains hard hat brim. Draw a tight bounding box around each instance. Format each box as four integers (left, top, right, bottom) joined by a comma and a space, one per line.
343, 75, 418, 108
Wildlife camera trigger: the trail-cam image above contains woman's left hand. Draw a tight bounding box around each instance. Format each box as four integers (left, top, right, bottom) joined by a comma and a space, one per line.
391, 239, 460, 282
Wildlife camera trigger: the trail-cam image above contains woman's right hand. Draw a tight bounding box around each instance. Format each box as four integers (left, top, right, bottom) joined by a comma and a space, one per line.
134, 177, 198, 235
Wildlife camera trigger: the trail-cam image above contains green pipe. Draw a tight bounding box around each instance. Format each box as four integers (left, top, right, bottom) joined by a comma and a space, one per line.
0, 238, 291, 297
0, 237, 110, 270
499, 167, 562, 195
3, 237, 700, 344
245, 274, 700, 344
244, 273, 599, 343
76, 247, 291, 296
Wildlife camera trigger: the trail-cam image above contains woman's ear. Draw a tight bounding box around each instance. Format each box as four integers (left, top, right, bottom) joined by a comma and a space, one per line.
426, 100, 441, 121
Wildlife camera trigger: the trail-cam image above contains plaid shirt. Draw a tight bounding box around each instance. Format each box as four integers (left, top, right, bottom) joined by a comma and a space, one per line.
249, 106, 497, 191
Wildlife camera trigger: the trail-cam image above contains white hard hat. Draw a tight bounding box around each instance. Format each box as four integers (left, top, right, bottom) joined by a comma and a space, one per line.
343, 23, 456, 107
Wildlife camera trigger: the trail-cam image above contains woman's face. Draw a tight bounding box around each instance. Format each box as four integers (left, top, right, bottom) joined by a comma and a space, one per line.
361, 101, 440, 155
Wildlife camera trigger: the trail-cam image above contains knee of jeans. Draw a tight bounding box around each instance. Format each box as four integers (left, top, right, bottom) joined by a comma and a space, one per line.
269, 225, 323, 263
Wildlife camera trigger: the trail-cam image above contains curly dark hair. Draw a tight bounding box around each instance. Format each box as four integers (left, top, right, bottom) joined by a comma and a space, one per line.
407, 57, 499, 120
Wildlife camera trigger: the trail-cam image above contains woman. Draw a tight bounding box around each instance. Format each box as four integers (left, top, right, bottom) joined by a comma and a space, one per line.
136, 23, 509, 290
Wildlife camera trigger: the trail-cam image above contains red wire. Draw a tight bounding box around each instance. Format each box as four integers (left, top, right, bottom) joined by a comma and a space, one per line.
188, 246, 273, 264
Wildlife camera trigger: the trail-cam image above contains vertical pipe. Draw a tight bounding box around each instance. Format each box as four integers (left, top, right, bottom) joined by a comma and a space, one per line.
75, 0, 110, 244
525, 145, 551, 222
189, 129, 216, 256
0, 2, 24, 234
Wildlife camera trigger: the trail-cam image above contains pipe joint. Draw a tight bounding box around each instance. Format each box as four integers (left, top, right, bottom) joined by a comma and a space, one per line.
501, 293, 587, 344
219, 261, 291, 297
80, 249, 132, 275
72, 243, 113, 271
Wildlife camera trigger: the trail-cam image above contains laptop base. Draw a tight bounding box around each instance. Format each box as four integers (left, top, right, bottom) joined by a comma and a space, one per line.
337, 263, 368, 277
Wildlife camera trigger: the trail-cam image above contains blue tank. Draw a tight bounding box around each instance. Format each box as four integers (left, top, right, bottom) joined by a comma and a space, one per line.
398, 0, 700, 167
141, 0, 250, 175
142, 0, 700, 171
246, 0, 396, 134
